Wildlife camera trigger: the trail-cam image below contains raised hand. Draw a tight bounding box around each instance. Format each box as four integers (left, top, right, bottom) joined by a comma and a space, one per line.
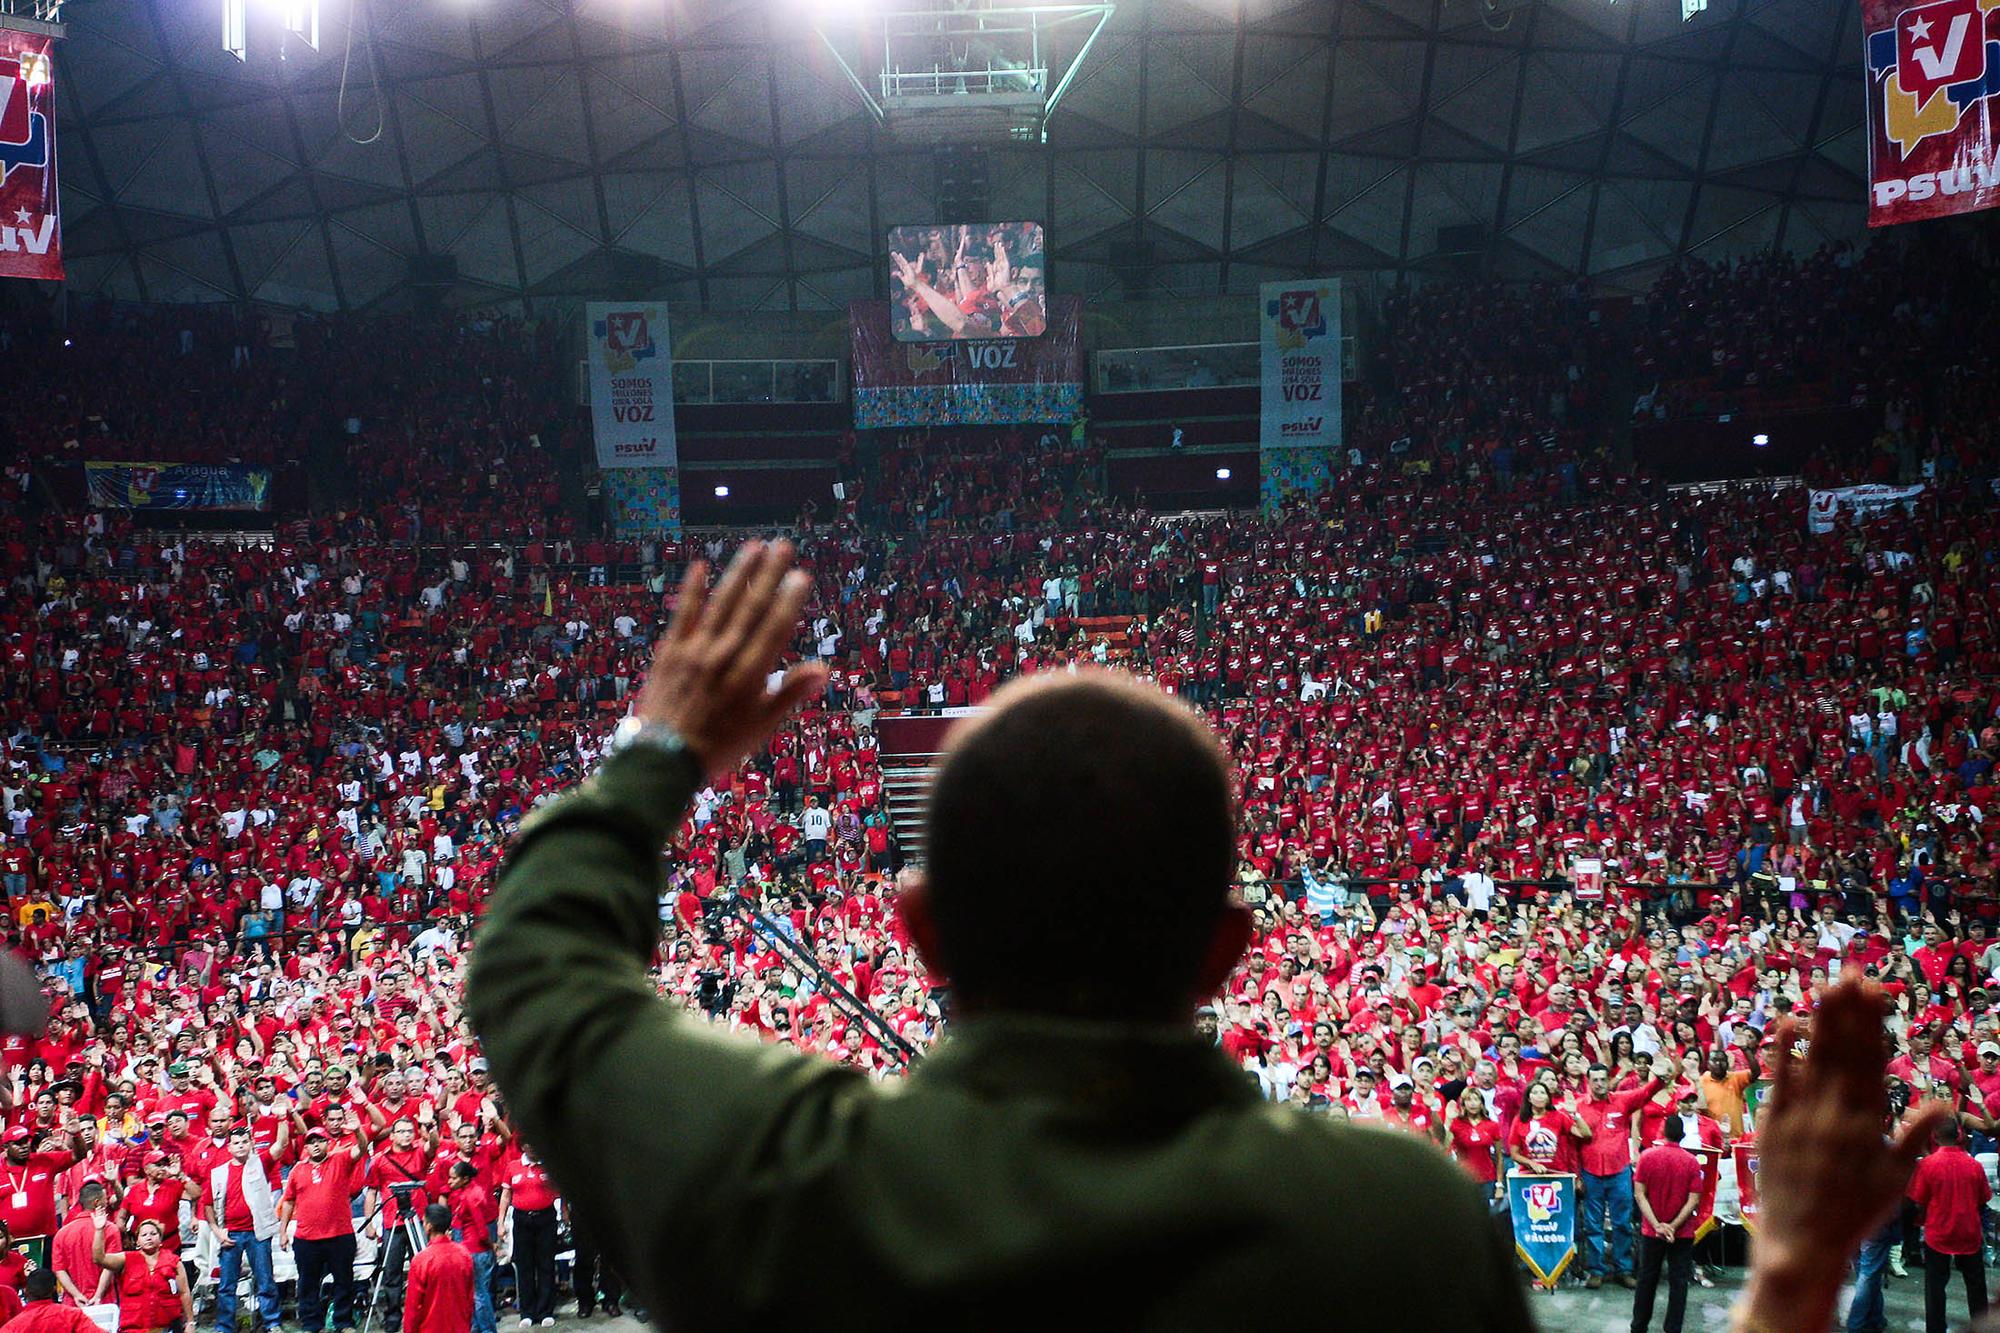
1736, 975, 1949, 1332
634, 542, 829, 782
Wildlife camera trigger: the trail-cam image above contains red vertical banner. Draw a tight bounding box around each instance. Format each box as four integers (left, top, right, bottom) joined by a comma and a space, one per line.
1864, 0, 2000, 226
0, 28, 59, 281
1734, 1140, 1760, 1231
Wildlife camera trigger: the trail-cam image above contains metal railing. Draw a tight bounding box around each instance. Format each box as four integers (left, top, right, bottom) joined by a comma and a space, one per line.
728, 898, 922, 1068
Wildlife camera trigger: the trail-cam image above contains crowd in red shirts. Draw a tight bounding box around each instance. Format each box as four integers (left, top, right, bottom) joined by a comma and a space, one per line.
0, 232, 1987, 1325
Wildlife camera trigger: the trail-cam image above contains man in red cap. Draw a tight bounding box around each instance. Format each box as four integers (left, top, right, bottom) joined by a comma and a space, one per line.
119, 1151, 194, 1262
0, 1124, 77, 1242
279, 1126, 365, 1333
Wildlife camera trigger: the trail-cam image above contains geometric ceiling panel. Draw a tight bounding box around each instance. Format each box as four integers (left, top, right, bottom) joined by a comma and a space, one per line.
56, 0, 1874, 310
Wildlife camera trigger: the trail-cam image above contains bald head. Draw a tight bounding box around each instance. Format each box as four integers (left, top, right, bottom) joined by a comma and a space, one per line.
915, 671, 1241, 1020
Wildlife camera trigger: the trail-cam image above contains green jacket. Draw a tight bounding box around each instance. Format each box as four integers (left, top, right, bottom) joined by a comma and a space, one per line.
466, 747, 1537, 1331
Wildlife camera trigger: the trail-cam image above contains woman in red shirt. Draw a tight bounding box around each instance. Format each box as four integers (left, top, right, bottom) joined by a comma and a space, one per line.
119, 1155, 193, 1254
1507, 1080, 1592, 1177
1447, 1087, 1505, 1204
90, 1217, 192, 1333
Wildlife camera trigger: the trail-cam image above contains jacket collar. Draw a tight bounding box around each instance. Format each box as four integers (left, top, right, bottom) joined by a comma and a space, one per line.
910, 1013, 1259, 1125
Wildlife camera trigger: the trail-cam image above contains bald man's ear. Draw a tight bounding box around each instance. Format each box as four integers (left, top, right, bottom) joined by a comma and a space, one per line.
1193, 902, 1253, 1002
894, 872, 951, 988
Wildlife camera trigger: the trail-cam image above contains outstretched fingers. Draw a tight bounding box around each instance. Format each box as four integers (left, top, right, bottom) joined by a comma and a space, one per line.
663, 559, 709, 645
1766, 1016, 1800, 1114
701, 541, 765, 650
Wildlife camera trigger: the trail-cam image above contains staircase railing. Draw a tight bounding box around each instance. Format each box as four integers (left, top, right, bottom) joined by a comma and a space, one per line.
725, 898, 922, 1068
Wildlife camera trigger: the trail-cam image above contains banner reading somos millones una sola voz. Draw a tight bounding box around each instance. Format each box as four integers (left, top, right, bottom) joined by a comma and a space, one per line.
1259, 280, 1341, 451
586, 303, 678, 470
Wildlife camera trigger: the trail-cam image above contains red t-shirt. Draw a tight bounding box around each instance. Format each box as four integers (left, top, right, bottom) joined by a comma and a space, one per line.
1634, 1143, 1705, 1240
1508, 1111, 1580, 1176
220, 1165, 253, 1233
281, 1155, 359, 1242
501, 1159, 555, 1213
0, 1151, 77, 1238
1909, 1145, 1993, 1255
7, 1300, 105, 1333
448, 1184, 496, 1255
1449, 1117, 1503, 1184
49, 1214, 114, 1304
120, 1182, 187, 1250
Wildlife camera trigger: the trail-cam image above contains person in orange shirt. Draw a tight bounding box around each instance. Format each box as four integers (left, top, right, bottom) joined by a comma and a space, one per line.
1697, 1048, 1757, 1139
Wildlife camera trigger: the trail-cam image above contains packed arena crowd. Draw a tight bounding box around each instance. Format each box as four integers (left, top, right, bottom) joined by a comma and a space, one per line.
0, 228, 1993, 1330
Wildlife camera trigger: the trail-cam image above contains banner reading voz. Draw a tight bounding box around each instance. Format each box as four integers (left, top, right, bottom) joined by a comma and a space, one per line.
850, 296, 1083, 429
0, 29, 61, 282
1864, 0, 2000, 225
586, 302, 678, 470
1260, 280, 1342, 451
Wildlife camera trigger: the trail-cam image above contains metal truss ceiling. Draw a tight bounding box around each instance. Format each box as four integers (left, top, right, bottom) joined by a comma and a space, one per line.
52, 0, 1868, 310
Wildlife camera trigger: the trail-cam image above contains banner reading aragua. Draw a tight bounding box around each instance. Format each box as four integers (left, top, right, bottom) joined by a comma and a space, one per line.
85, 463, 270, 511
1864, 0, 2000, 226
0, 29, 61, 282
1507, 1173, 1577, 1290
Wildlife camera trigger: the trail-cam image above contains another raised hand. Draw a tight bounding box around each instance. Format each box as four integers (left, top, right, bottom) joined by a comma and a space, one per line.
633, 541, 828, 782
1732, 974, 1949, 1333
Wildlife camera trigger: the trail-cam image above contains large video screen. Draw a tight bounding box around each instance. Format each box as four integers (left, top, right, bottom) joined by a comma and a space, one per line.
887, 222, 1047, 341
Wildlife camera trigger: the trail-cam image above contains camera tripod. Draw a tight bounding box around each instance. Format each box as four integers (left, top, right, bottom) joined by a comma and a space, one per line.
357, 1193, 428, 1333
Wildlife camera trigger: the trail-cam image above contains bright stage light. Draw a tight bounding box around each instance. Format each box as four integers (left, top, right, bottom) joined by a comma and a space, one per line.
713, 485, 730, 498
1215, 468, 1231, 480
1752, 434, 1769, 446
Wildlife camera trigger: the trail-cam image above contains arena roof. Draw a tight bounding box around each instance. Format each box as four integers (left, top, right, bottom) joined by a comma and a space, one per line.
53, 0, 1867, 311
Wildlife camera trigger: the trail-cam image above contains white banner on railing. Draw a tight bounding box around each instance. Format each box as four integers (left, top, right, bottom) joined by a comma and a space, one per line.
1806, 482, 1923, 534
586, 303, 677, 470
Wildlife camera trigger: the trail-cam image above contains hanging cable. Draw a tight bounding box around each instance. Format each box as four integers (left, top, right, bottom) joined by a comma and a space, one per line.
337, 0, 385, 145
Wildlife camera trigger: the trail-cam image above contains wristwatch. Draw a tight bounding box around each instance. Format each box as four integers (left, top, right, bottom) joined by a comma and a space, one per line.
605, 716, 702, 780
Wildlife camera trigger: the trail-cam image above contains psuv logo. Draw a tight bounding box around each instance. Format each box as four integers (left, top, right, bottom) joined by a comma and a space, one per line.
1523, 1181, 1563, 1223
0, 56, 48, 184
1267, 288, 1328, 350
1867, 0, 2000, 163
592, 309, 657, 375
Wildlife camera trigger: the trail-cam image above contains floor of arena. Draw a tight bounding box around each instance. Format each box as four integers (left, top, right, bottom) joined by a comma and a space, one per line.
558, 1268, 1942, 1332
1528, 1268, 1931, 1332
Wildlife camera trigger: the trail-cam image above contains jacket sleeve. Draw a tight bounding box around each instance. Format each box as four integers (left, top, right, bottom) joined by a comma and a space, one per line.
463, 746, 868, 1314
